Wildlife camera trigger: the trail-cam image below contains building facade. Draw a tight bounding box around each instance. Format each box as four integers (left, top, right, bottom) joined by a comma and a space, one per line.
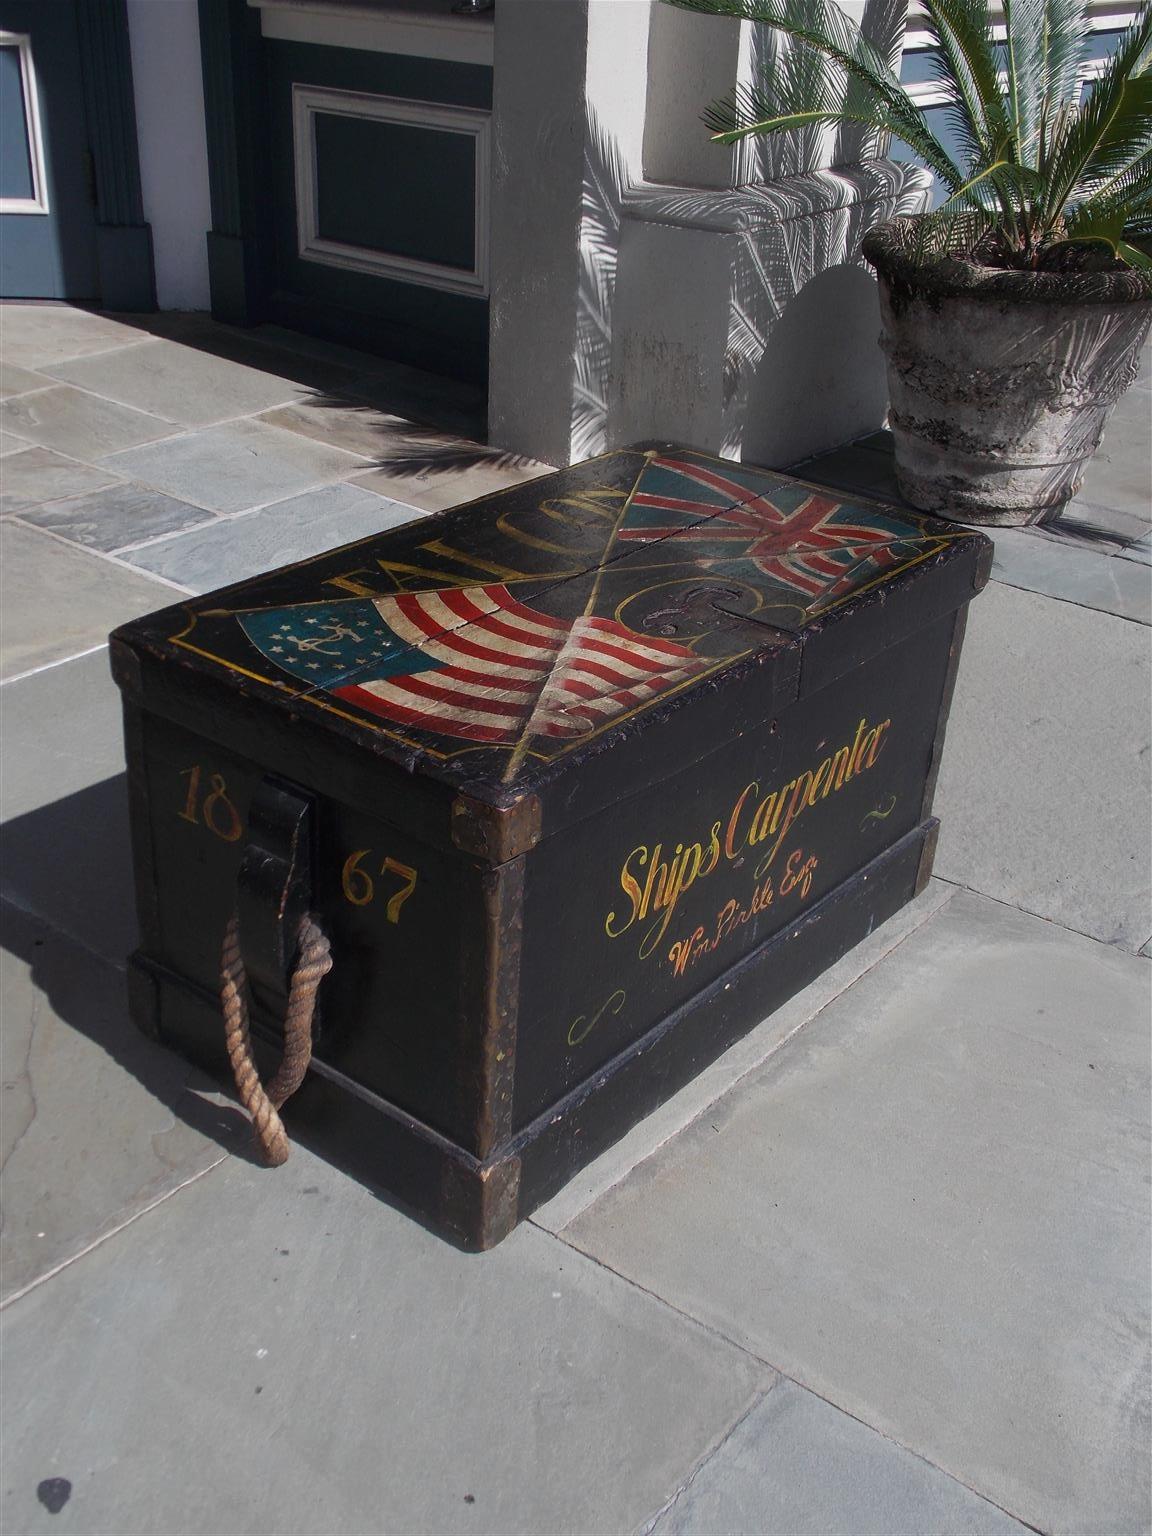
0, 0, 1133, 467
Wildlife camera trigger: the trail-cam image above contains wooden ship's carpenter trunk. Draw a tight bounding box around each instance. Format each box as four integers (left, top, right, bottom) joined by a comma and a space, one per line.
111, 446, 990, 1247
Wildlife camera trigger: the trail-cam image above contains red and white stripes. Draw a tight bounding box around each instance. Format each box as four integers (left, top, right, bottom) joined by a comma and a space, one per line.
333, 583, 705, 746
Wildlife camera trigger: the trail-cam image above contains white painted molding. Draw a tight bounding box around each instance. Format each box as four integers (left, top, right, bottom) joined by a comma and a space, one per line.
904, 15, 1135, 48
0, 32, 49, 215
905, 1, 1136, 26
252, 0, 494, 65
292, 83, 490, 294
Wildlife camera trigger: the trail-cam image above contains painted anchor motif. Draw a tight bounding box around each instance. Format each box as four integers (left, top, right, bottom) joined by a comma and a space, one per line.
274, 618, 368, 657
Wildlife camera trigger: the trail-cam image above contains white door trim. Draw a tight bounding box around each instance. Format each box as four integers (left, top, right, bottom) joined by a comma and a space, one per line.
0, 32, 49, 215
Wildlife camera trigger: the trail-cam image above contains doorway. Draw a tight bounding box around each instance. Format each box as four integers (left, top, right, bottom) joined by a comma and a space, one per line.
0, 1, 99, 300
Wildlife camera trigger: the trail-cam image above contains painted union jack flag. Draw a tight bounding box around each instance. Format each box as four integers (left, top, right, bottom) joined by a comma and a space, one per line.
618, 455, 919, 604
614, 453, 790, 540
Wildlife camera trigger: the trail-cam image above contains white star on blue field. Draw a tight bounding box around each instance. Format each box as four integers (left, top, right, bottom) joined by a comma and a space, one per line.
239, 600, 440, 689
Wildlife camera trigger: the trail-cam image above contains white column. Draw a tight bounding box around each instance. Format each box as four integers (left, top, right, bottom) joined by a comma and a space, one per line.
126, 0, 213, 310
487, 0, 591, 466
488, 0, 652, 466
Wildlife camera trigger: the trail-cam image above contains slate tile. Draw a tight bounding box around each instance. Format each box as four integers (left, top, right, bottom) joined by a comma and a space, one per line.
261, 402, 546, 508
1037, 509, 1133, 554
534, 880, 956, 1234
0, 646, 122, 820
129, 310, 381, 398
0, 1143, 769, 1536
1048, 496, 1150, 546
122, 481, 424, 592
17, 483, 216, 553
254, 321, 441, 379
349, 450, 553, 514
0, 446, 122, 515
45, 338, 315, 427
0, 361, 53, 399
0, 383, 175, 460
103, 417, 371, 514
934, 580, 1151, 947
255, 322, 488, 432
343, 364, 488, 438
1118, 532, 1151, 567
565, 893, 1152, 1536
0, 646, 135, 963
0, 904, 231, 1304
1077, 405, 1152, 517
649, 1380, 1023, 1535
0, 523, 177, 681
989, 525, 1151, 623
258, 398, 411, 460
0, 304, 146, 368
67, 313, 486, 432
1101, 378, 1151, 438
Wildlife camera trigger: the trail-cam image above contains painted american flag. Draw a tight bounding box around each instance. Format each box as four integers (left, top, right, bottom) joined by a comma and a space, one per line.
240, 583, 709, 747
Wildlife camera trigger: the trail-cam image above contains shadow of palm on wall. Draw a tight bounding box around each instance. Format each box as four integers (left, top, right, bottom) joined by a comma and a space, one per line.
574, 0, 928, 466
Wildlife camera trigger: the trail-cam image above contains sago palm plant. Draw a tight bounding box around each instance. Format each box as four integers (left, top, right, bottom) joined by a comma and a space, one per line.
665, 0, 1152, 270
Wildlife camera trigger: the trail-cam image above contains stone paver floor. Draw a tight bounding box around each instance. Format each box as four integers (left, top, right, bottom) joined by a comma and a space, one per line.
1, 303, 1149, 1535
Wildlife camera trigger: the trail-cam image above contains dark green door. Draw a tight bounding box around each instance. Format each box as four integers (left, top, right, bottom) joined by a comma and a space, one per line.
265, 41, 491, 384
0, 0, 99, 298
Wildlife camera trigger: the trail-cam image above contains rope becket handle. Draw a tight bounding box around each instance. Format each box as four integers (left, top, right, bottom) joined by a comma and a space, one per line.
220, 910, 333, 1166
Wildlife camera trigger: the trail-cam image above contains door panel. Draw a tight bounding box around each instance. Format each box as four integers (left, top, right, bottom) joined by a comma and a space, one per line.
0, 42, 37, 202
265, 39, 491, 383
0, 1, 97, 299
313, 112, 477, 273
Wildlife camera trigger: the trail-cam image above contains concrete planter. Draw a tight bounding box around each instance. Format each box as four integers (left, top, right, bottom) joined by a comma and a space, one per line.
862, 218, 1152, 526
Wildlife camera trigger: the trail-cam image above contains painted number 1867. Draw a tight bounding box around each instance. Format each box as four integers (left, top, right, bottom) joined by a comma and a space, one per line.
177, 766, 419, 925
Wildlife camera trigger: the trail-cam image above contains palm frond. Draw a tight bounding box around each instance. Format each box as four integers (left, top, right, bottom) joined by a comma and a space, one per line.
918, 0, 1034, 234
904, 204, 999, 258
1002, 0, 1038, 152
1000, 0, 1087, 160
1072, 75, 1152, 197
668, 0, 966, 188
1066, 152, 1152, 249
920, 0, 1012, 162
665, 0, 1152, 268
1118, 239, 1152, 266
1075, 146, 1152, 208
1037, 0, 1091, 120
1040, 6, 1152, 223
707, 104, 901, 141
